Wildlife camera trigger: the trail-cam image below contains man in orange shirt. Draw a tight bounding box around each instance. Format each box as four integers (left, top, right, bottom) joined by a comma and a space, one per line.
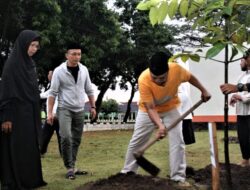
121, 51, 211, 187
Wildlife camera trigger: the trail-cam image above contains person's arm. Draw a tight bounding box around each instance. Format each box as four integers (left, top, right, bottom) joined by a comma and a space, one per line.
47, 68, 59, 124
1, 101, 15, 133
144, 102, 166, 139
220, 83, 249, 94
47, 96, 55, 125
88, 95, 96, 119
188, 74, 211, 102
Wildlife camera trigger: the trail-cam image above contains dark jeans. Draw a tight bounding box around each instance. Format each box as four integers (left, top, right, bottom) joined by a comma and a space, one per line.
40, 118, 61, 155
237, 115, 250, 159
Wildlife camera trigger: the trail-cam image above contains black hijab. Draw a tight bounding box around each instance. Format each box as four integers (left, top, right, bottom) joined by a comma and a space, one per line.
0, 30, 40, 103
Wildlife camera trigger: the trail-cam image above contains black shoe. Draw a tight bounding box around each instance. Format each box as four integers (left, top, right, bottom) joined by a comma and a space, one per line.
119, 171, 136, 175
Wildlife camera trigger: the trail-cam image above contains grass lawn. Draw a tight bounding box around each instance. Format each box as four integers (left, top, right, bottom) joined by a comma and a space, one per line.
38, 129, 241, 190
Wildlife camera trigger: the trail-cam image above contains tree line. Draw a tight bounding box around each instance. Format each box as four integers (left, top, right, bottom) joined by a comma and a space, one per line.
0, 0, 179, 122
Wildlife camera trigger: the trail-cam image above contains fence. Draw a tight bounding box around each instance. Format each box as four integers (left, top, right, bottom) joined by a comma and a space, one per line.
41, 111, 136, 131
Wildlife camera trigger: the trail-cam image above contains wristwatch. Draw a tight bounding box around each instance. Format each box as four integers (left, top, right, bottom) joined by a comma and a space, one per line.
237, 83, 244, 92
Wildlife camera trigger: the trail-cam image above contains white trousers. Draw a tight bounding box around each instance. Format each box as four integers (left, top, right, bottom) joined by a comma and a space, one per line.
121, 108, 186, 182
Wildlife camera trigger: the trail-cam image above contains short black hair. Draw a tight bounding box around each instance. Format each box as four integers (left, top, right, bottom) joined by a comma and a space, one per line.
66, 42, 82, 51
149, 51, 172, 75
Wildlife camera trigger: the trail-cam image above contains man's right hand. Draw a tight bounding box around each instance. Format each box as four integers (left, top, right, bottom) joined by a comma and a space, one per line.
156, 125, 167, 139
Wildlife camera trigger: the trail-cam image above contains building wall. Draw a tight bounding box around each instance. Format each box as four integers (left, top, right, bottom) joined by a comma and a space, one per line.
189, 47, 243, 116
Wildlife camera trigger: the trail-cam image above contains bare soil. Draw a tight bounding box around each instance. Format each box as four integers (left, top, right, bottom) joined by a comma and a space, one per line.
77, 136, 249, 190
76, 163, 250, 190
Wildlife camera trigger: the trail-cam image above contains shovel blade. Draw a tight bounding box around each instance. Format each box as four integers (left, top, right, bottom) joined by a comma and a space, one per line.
134, 153, 160, 176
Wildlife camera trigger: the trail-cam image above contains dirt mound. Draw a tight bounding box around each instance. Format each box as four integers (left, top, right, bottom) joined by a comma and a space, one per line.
76, 173, 175, 190
192, 163, 250, 190
77, 164, 250, 190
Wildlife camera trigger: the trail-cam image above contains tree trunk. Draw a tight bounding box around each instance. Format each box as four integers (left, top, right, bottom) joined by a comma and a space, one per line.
224, 20, 232, 188
123, 82, 136, 123
91, 85, 109, 123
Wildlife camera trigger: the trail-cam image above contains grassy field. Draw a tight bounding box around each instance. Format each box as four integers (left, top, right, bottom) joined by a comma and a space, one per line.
38, 129, 241, 190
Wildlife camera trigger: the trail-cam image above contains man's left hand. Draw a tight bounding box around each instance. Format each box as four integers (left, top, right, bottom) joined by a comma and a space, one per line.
90, 108, 97, 119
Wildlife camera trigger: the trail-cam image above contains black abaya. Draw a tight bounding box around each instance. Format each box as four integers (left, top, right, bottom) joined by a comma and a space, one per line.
0, 30, 46, 189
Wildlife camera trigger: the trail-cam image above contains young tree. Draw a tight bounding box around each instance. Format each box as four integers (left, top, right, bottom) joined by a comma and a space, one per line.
137, 0, 250, 188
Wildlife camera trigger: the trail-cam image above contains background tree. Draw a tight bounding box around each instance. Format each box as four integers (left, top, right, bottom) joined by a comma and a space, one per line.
100, 99, 119, 119
0, 0, 61, 83
0, 0, 126, 115
114, 0, 175, 122
137, 0, 250, 188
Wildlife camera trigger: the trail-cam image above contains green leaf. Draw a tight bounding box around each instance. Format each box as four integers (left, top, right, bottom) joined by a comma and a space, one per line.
136, 1, 151, 11
195, 49, 203, 53
236, 0, 250, 5
158, 2, 168, 23
168, 0, 179, 19
206, 43, 225, 59
188, 3, 199, 17
149, 0, 162, 6
179, 0, 189, 17
223, 7, 233, 16
149, 6, 158, 25
236, 44, 247, 54
181, 55, 190, 62
228, 0, 237, 7
189, 54, 200, 62
206, 0, 224, 11
229, 45, 238, 61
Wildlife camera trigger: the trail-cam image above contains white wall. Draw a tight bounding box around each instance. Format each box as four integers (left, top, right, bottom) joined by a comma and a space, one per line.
189, 48, 243, 116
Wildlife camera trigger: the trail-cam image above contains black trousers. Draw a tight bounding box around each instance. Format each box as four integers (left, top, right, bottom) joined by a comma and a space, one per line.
237, 115, 250, 160
40, 119, 61, 155
182, 119, 196, 145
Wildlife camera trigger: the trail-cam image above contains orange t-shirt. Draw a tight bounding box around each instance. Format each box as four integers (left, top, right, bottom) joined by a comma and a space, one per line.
138, 62, 191, 113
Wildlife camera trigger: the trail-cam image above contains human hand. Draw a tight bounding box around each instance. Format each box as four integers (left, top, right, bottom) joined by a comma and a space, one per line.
47, 112, 54, 125
229, 96, 236, 107
156, 125, 167, 139
1, 121, 12, 133
90, 108, 96, 120
220, 84, 238, 94
201, 90, 211, 102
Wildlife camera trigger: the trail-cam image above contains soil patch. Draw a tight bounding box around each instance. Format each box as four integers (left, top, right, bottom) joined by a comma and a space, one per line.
77, 164, 250, 190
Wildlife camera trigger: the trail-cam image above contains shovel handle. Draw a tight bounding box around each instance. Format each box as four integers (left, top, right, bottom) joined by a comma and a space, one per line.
137, 99, 204, 154
167, 99, 203, 131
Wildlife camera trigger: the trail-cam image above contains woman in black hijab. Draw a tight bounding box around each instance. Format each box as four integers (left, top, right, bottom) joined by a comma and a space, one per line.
0, 30, 47, 189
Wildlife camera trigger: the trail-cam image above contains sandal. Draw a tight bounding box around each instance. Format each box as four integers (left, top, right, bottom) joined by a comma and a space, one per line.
74, 169, 88, 175
66, 170, 75, 180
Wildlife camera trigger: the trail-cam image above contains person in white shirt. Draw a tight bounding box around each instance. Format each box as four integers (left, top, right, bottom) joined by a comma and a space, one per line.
172, 46, 195, 145
229, 53, 250, 167
40, 70, 61, 156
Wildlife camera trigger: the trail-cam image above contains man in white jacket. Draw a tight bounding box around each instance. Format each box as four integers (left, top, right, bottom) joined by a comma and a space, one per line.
47, 43, 96, 180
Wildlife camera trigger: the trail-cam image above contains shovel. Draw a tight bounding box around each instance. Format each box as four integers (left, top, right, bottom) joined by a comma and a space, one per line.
133, 99, 203, 176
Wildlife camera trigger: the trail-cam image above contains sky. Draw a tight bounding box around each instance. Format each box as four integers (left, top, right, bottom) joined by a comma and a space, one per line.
92, 80, 139, 103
